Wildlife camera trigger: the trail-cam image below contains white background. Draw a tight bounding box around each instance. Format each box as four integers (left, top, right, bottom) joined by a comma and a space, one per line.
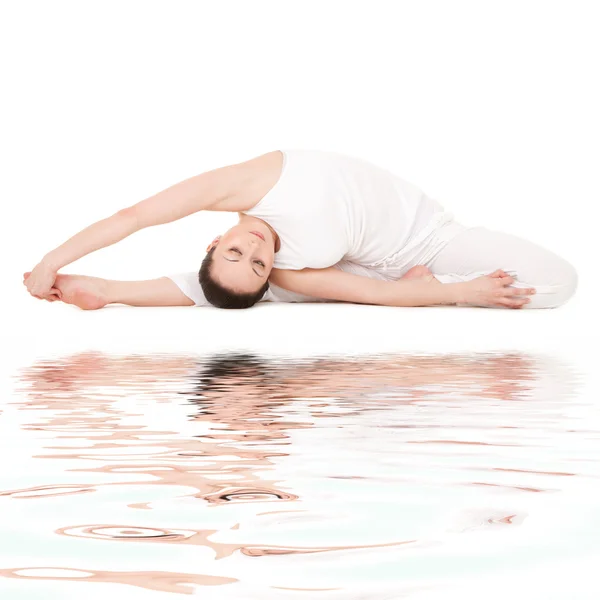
1, 5, 600, 598
1, 0, 598, 349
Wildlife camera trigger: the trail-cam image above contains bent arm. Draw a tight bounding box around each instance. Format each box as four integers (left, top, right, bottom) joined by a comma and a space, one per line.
269, 266, 465, 307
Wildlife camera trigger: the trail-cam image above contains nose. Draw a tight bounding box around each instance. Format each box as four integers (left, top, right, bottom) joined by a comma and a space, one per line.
245, 238, 259, 259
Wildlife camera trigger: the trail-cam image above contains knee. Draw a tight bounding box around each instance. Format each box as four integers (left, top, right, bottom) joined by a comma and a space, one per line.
553, 258, 578, 307
532, 259, 578, 308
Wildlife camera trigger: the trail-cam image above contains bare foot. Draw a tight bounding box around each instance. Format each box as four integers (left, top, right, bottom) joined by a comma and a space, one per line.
400, 265, 440, 283
23, 273, 110, 310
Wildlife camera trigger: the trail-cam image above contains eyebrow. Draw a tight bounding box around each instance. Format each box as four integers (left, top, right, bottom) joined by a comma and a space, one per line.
222, 256, 262, 277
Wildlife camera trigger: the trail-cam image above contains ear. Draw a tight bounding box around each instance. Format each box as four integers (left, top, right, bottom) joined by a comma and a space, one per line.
206, 235, 221, 252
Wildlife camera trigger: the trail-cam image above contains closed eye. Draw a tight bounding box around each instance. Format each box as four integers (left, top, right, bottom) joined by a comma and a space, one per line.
230, 247, 265, 268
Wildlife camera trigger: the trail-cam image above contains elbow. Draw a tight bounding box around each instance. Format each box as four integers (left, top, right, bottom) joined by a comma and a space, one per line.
116, 206, 142, 231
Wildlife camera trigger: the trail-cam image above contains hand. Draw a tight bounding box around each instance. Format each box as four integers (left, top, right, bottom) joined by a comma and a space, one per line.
459, 269, 536, 309
23, 263, 62, 302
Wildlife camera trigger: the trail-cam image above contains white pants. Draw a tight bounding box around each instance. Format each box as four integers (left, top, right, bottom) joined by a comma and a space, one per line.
423, 224, 578, 309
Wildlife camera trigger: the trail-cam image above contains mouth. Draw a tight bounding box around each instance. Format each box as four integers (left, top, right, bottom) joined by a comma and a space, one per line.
250, 231, 265, 242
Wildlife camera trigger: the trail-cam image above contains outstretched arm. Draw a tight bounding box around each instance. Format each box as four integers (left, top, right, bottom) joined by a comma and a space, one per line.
269, 266, 461, 307
23, 156, 258, 300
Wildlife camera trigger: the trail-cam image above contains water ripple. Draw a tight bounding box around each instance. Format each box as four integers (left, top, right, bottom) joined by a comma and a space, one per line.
0, 566, 237, 593
3, 349, 592, 598
57, 525, 197, 541
0, 485, 95, 499
203, 487, 299, 504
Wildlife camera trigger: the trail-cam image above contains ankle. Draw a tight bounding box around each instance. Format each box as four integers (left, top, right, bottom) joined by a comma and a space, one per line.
102, 279, 117, 304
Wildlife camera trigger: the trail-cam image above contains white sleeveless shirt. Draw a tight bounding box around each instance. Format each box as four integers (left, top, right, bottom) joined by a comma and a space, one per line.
243, 149, 455, 270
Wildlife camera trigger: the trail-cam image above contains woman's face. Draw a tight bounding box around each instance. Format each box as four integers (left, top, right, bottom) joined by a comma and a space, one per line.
207, 221, 276, 294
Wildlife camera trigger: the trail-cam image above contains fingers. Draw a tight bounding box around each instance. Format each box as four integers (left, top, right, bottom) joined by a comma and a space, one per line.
28, 289, 60, 302
500, 286, 536, 297
492, 273, 537, 296
490, 269, 511, 279
486, 272, 536, 308
494, 275, 515, 286
495, 287, 536, 308
497, 296, 531, 309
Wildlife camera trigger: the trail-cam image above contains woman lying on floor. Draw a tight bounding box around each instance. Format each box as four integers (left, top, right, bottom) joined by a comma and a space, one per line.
23, 149, 578, 310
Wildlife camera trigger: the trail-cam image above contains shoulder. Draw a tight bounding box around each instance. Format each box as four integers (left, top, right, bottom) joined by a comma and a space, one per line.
210, 150, 285, 212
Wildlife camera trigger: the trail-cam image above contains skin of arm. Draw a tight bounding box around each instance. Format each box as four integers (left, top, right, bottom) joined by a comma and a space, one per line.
42, 210, 141, 271
42, 171, 227, 271
269, 266, 465, 307
102, 277, 196, 307
24, 151, 280, 301
40, 156, 265, 272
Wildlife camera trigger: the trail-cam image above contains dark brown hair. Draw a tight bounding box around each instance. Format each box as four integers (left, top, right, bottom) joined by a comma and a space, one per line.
198, 247, 270, 309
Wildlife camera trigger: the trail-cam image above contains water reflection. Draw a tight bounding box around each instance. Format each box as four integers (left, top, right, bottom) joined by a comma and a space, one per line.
0, 566, 236, 594
1, 350, 594, 597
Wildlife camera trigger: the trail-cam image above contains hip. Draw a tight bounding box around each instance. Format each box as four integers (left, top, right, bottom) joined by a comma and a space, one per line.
367, 213, 471, 278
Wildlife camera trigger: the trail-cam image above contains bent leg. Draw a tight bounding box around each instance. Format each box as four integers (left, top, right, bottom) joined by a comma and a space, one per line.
50, 273, 195, 309
426, 227, 578, 309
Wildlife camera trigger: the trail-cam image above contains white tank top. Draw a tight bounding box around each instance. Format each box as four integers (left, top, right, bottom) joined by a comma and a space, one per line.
243, 148, 454, 270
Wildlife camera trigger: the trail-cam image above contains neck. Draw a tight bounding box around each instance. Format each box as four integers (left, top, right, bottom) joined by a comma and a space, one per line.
238, 213, 281, 252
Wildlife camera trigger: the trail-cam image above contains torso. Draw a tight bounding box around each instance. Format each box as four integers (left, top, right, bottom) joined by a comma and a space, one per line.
211, 148, 452, 272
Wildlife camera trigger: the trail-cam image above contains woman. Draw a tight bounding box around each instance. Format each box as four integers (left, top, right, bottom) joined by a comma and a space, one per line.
23, 149, 577, 310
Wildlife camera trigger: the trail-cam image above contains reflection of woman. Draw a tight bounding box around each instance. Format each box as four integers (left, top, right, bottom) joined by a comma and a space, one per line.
17, 351, 549, 491
20, 350, 540, 413
23, 149, 576, 310
183, 353, 309, 442
16, 350, 544, 503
